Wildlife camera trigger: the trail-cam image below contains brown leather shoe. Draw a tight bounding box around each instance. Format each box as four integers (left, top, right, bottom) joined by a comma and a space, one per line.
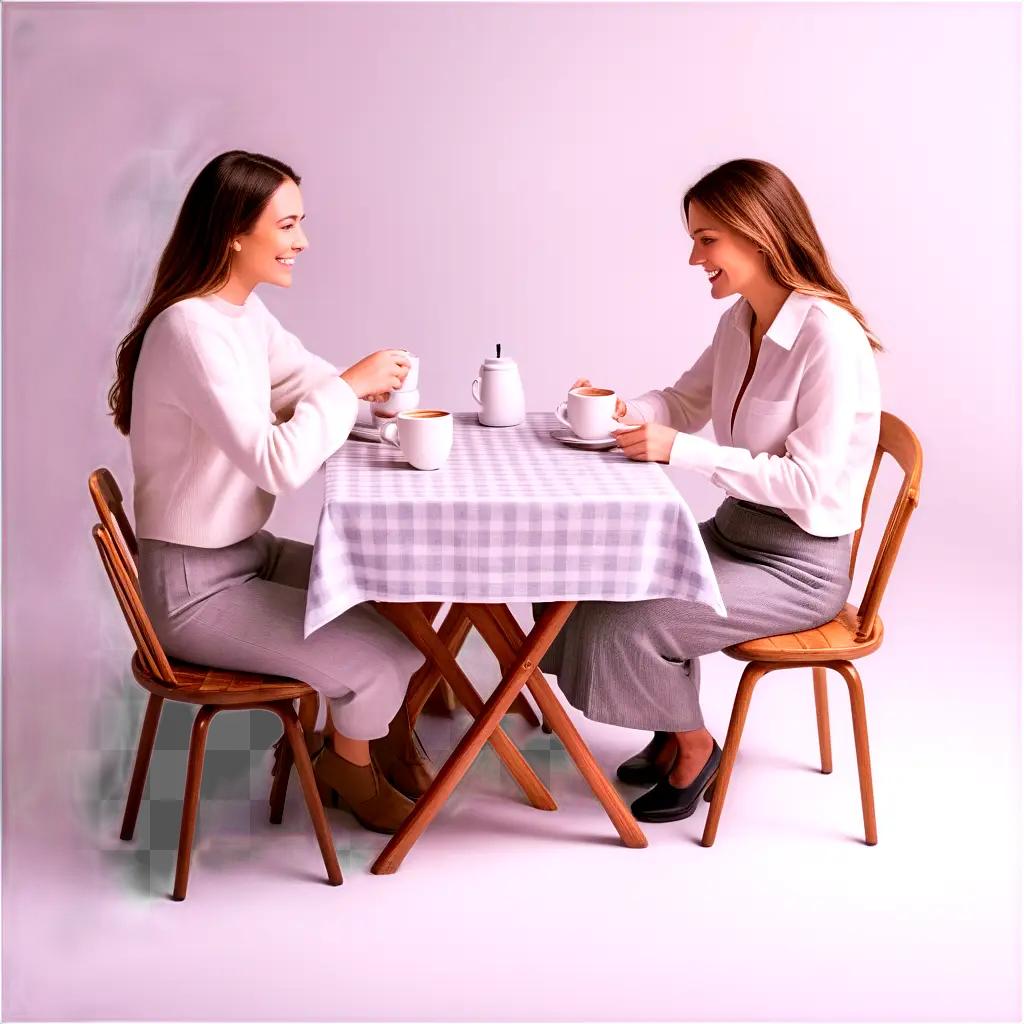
371, 705, 436, 799
312, 746, 415, 834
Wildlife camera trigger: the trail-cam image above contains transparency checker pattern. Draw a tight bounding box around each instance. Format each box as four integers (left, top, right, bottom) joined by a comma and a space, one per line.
305, 413, 726, 637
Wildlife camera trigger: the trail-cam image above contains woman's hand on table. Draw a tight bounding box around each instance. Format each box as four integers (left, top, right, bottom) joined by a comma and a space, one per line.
571, 378, 628, 420
613, 422, 677, 463
341, 350, 411, 401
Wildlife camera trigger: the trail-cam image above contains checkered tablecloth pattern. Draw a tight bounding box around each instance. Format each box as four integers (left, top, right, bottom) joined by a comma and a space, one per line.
304, 412, 726, 637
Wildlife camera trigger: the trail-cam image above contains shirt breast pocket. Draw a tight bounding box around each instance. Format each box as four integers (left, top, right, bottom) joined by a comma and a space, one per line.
742, 397, 794, 453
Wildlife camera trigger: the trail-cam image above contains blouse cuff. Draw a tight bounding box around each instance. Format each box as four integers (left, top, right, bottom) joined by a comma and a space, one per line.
668, 430, 720, 477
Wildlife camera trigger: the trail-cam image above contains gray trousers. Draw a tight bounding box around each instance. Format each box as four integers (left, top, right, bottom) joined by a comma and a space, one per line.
137, 530, 423, 740
536, 497, 854, 732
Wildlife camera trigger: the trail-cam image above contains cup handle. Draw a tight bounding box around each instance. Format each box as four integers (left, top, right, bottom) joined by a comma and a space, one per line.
471, 377, 482, 406
379, 421, 401, 448
554, 401, 571, 428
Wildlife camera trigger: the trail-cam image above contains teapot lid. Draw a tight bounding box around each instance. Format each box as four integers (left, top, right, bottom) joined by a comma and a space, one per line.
481, 356, 518, 370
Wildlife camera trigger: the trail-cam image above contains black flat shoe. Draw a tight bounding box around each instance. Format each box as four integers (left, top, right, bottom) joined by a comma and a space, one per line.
616, 731, 674, 786
630, 740, 722, 823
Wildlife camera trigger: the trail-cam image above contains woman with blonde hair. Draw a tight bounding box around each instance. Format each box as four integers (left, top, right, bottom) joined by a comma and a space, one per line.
540, 158, 882, 823
109, 150, 433, 835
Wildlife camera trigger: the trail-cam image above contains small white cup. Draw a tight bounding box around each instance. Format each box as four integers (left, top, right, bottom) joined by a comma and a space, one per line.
379, 409, 454, 471
555, 387, 619, 440
395, 352, 420, 393
373, 387, 421, 419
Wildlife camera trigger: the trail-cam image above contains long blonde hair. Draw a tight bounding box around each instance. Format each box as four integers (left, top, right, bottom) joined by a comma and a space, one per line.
683, 159, 883, 353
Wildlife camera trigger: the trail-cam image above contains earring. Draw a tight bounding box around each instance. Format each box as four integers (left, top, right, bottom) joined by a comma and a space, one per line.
232, 242, 241, 252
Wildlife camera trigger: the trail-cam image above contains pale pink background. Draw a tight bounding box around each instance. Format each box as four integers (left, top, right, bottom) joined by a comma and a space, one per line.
2, 2, 1021, 1021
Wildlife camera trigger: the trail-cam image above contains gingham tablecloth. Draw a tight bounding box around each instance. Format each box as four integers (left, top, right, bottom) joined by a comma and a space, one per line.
304, 412, 726, 637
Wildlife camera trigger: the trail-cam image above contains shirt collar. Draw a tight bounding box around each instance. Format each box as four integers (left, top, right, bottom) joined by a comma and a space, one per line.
731, 290, 817, 351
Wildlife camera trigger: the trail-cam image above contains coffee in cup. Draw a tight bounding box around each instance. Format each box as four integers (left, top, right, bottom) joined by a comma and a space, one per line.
555, 387, 619, 440
379, 409, 454, 471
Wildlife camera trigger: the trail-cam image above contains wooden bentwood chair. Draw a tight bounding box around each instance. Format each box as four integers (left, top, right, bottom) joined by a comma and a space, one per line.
88, 468, 342, 900
700, 411, 923, 847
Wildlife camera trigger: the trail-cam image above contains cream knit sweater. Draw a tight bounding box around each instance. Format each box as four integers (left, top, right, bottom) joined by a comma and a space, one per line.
130, 291, 358, 548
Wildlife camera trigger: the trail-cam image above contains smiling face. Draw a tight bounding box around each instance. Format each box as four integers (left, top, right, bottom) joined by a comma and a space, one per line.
686, 198, 766, 299
230, 177, 308, 290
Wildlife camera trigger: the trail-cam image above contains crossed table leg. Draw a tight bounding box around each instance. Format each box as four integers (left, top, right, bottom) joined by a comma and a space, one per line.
372, 600, 648, 875
404, 603, 540, 727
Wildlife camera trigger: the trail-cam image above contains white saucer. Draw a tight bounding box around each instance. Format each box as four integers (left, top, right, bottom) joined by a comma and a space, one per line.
549, 428, 618, 451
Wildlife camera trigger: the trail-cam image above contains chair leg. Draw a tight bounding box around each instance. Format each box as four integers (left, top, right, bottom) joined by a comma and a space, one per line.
268, 731, 293, 825
701, 662, 772, 848
269, 694, 320, 823
273, 703, 343, 886
121, 693, 164, 841
297, 692, 319, 735
813, 666, 833, 774
172, 705, 218, 901
832, 661, 878, 846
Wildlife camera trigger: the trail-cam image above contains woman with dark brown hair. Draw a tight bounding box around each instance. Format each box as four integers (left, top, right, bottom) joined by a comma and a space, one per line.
542, 158, 883, 824
109, 150, 432, 835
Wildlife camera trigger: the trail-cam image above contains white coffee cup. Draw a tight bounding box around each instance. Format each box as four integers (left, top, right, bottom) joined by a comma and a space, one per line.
379, 409, 454, 471
555, 387, 619, 440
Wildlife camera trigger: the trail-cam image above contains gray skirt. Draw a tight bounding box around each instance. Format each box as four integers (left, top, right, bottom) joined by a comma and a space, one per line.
137, 530, 423, 740
536, 496, 854, 732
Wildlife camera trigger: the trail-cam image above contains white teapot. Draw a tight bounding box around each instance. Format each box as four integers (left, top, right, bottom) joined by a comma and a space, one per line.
471, 345, 525, 427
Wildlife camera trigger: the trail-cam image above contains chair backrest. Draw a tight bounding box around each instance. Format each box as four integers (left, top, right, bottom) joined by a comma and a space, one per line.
89, 467, 139, 577
92, 522, 178, 686
848, 411, 923, 643
90, 466, 179, 687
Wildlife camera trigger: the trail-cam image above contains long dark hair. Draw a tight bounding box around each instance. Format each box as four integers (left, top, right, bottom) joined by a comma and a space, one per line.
108, 150, 301, 434
683, 159, 883, 353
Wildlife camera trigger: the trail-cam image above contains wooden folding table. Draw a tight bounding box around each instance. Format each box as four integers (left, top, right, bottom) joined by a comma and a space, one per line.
303, 412, 727, 872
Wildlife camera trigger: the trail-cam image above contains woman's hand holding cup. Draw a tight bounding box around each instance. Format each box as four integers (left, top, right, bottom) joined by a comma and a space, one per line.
342, 349, 411, 401
572, 378, 627, 421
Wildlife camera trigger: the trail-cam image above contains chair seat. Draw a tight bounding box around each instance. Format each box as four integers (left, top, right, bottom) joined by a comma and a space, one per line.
131, 652, 313, 705
723, 603, 884, 663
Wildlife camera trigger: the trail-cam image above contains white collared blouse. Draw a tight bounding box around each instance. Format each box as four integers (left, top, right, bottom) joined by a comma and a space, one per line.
625, 290, 882, 538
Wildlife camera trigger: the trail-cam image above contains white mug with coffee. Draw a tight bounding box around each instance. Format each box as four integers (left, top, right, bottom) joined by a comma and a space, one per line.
379, 409, 454, 471
555, 387, 620, 440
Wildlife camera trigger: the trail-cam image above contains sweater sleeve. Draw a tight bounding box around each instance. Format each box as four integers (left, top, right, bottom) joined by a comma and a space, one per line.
623, 342, 714, 431
254, 295, 346, 419
164, 310, 358, 495
667, 331, 860, 510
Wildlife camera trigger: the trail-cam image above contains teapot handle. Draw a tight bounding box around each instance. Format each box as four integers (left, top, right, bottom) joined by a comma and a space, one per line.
471, 377, 482, 406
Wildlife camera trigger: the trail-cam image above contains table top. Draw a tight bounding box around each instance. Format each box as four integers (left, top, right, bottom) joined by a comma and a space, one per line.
304, 412, 726, 636
325, 412, 682, 504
